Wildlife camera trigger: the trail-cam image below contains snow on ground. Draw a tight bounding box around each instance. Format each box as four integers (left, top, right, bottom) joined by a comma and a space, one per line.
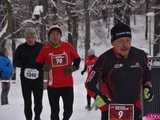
0, 65, 100, 120
0, 15, 151, 120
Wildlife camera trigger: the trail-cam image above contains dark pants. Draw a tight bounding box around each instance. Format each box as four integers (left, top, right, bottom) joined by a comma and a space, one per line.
1, 82, 10, 105
47, 87, 74, 120
87, 94, 91, 107
101, 107, 142, 120
21, 76, 43, 120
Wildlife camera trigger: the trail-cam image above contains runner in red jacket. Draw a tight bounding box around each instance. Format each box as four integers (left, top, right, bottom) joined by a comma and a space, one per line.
81, 48, 97, 110
36, 24, 81, 120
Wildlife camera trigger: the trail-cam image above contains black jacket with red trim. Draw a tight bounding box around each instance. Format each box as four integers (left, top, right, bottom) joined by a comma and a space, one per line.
87, 47, 151, 104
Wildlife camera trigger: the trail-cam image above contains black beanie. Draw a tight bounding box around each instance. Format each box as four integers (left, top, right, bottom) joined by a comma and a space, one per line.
111, 23, 131, 43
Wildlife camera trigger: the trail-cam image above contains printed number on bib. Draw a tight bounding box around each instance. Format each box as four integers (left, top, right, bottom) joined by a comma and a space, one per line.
108, 104, 134, 120
51, 53, 68, 67
24, 68, 39, 79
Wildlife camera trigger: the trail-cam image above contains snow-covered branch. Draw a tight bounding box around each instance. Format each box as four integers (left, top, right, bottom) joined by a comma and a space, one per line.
0, 20, 8, 38
50, 0, 57, 8
61, 0, 76, 6
0, 15, 7, 27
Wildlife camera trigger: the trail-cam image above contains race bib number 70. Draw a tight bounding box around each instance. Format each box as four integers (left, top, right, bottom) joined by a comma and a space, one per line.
108, 104, 134, 120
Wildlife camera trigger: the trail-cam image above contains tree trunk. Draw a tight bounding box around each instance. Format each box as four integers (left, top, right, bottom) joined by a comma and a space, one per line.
113, 0, 130, 25
153, 0, 160, 56
72, 15, 78, 49
70, 0, 78, 49
145, 0, 149, 40
66, 0, 73, 45
124, 0, 130, 25
84, 0, 90, 57
39, 0, 48, 41
113, 0, 121, 25
0, 0, 15, 48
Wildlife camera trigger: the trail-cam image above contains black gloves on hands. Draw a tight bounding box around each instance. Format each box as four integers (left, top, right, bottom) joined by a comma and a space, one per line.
81, 70, 85, 75
43, 63, 52, 72
64, 65, 79, 75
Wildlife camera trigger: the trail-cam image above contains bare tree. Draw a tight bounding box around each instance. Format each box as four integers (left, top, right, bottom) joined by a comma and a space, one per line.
145, 0, 149, 40
0, 0, 15, 48
38, 0, 48, 41
153, 0, 160, 56
84, 0, 90, 57
113, 0, 131, 25
66, 0, 74, 45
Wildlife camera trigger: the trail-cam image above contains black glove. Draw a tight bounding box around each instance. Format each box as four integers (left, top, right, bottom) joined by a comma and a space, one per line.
81, 71, 85, 75
11, 71, 16, 80
64, 65, 77, 75
43, 63, 52, 72
100, 95, 111, 104
143, 85, 153, 102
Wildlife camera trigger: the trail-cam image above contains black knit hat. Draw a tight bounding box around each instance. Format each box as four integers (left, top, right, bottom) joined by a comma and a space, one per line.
111, 23, 131, 43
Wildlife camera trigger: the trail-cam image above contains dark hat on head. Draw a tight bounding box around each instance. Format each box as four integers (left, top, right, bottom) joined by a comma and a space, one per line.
111, 23, 131, 43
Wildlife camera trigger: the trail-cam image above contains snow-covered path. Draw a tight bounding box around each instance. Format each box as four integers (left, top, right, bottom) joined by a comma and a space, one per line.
0, 68, 100, 120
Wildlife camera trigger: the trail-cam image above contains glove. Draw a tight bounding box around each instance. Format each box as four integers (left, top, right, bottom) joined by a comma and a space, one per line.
64, 65, 77, 75
11, 71, 16, 80
95, 95, 111, 108
81, 71, 85, 75
43, 63, 52, 72
143, 85, 153, 102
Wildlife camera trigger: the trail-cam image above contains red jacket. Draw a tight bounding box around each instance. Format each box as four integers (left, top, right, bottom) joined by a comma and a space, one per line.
85, 55, 97, 78
36, 41, 80, 88
84, 55, 97, 97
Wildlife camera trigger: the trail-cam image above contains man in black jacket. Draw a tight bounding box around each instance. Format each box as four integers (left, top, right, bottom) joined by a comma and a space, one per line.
86, 23, 153, 120
14, 27, 43, 120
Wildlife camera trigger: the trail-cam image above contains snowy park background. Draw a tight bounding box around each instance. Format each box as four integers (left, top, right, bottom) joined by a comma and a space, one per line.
0, 14, 153, 120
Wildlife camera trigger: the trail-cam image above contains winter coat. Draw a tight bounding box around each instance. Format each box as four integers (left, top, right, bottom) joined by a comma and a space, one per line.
13, 42, 43, 81
0, 53, 13, 79
87, 47, 151, 108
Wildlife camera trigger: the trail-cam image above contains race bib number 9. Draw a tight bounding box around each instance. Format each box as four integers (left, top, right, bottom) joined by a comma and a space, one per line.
24, 68, 39, 79
108, 104, 134, 120
51, 53, 68, 67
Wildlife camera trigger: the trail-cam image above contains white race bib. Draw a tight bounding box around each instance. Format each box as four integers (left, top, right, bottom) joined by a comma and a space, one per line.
24, 68, 39, 79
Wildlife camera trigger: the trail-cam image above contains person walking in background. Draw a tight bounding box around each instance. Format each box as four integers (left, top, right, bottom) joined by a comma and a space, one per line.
81, 48, 97, 110
36, 24, 81, 120
86, 23, 153, 120
0, 47, 13, 105
13, 27, 44, 120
